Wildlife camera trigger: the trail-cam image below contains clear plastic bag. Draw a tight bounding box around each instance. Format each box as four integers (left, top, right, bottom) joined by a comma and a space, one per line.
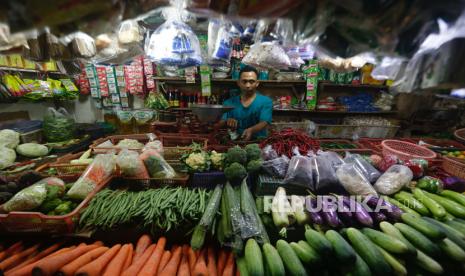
67, 153, 116, 200
1, 183, 47, 212
118, 20, 143, 44
68, 32, 96, 58
311, 153, 339, 192
373, 165, 413, 195
242, 41, 291, 70
144, 133, 164, 156
140, 149, 175, 178
344, 152, 381, 183
262, 155, 289, 178
317, 150, 344, 169
371, 56, 405, 80
117, 149, 150, 178
211, 20, 234, 62
283, 148, 314, 190
261, 145, 278, 161
336, 163, 377, 196
43, 107, 76, 142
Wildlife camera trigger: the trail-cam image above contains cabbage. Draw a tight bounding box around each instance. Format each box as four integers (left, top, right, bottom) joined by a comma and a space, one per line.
0, 146, 16, 169
0, 129, 20, 149
16, 143, 49, 157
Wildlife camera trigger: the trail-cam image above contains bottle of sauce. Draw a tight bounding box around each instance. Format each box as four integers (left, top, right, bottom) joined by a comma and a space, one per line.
116, 109, 134, 134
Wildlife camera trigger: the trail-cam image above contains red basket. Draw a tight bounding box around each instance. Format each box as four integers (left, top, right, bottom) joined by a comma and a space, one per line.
442, 156, 465, 179
90, 133, 155, 153
381, 140, 437, 161
0, 175, 112, 234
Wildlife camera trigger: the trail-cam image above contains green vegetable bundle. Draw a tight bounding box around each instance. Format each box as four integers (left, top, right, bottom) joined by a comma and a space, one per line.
79, 187, 211, 233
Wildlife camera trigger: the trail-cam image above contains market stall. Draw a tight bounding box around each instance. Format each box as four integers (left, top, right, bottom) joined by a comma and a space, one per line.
1, 0, 465, 275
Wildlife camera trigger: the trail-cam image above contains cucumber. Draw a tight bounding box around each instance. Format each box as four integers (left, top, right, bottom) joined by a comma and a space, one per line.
425, 191, 465, 218
346, 228, 392, 276
263, 243, 285, 276
412, 188, 446, 219
304, 226, 333, 257
374, 245, 407, 276
445, 219, 465, 234
401, 213, 446, 240
415, 250, 444, 275
422, 217, 465, 250
276, 240, 307, 276
325, 230, 356, 265
361, 228, 410, 255
394, 192, 430, 216
438, 238, 465, 262
379, 221, 417, 257
394, 223, 441, 257
237, 256, 250, 276
440, 190, 465, 206
245, 239, 264, 276
346, 253, 371, 276
290, 241, 321, 266
383, 196, 421, 217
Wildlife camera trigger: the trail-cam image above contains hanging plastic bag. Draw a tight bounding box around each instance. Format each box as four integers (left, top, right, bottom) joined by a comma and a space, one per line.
262, 155, 289, 178
118, 20, 143, 44
211, 20, 235, 62
373, 165, 413, 195
336, 163, 377, 196
311, 152, 339, 192
140, 149, 176, 178
117, 149, 150, 178
208, 19, 221, 59
43, 107, 76, 142
242, 41, 291, 70
344, 152, 381, 183
283, 148, 314, 190
67, 153, 116, 200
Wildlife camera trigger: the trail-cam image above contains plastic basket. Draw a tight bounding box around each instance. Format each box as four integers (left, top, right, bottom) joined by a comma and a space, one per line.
442, 157, 465, 179
255, 174, 309, 196
356, 138, 384, 153
190, 171, 226, 189
114, 173, 189, 188
381, 140, 437, 161
420, 138, 465, 149
90, 133, 155, 153
454, 128, 465, 144
0, 175, 112, 234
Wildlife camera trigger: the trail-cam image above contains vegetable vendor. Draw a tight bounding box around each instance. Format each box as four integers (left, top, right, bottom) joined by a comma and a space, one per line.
217, 66, 273, 141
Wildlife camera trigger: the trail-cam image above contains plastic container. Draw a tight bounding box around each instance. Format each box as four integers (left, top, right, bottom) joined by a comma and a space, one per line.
254, 174, 308, 196
190, 171, 226, 189
381, 140, 437, 161
1, 120, 42, 133
20, 129, 43, 143
113, 174, 189, 188
76, 123, 105, 140
0, 175, 112, 233
442, 157, 465, 179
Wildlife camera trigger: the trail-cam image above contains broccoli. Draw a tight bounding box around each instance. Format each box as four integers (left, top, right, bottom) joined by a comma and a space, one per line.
224, 162, 247, 182
245, 144, 261, 161
247, 159, 263, 173
225, 146, 247, 165
54, 201, 73, 215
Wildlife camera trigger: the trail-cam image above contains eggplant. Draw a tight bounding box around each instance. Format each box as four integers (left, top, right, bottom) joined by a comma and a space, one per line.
337, 201, 355, 226
343, 196, 373, 227
370, 211, 388, 223
442, 176, 465, 192
365, 196, 403, 221
321, 200, 342, 228
305, 196, 324, 225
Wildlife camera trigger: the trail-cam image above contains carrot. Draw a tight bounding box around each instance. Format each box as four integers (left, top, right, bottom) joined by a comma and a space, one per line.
0, 242, 22, 261
187, 247, 197, 271
192, 249, 208, 276
157, 250, 171, 274
8, 242, 63, 273
57, 247, 108, 276
102, 244, 130, 276
177, 248, 190, 276
133, 235, 151, 262
6, 247, 73, 276
32, 244, 100, 276
159, 245, 182, 276
222, 252, 235, 276
137, 237, 166, 276
207, 247, 217, 276
122, 244, 133, 271
92, 241, 104, 247
75, 244, 121, 276
0, 244, 39, 271
121, 244, 156, 276
217, 250, 228, 276
235, 269, 240, 276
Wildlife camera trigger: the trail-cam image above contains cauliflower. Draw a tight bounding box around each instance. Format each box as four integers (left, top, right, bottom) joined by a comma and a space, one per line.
245, 143, 261, 161
225, 146, 247, 165
210, 151, 224, 170
184, 152, 210, 172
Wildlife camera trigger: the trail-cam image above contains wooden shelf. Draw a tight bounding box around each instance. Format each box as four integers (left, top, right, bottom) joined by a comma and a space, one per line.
154, 76, 306, 84
0, 67, 66, 75
319, 82, 388, 90
273, 109, 397, 115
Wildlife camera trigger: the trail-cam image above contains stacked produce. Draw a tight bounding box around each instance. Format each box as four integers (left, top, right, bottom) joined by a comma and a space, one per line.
80, 186, 211, 233
259, 128, 320, 158
0, 235, 235, 276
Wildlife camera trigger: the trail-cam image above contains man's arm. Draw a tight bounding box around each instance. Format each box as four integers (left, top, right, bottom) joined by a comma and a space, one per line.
242, 121, 268, 140
242, 98, 272, 140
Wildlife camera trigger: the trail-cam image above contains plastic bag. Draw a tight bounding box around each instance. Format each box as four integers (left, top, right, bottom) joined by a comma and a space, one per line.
262, 155, 289, 178
283, 148, 314, 189
117, 149, 150, 178
94, 140, 114, 154
69, 32, 96, 58
317, 151, 344, 169
118, 20, 143, 44
140, 149, 176, 178
43, 107, 75, 142
416, 176, 444, 193
144, 133, 164, 156
404, 159, 428, 179
336, 163, 377, 196
0, 129, 20, 149
242, 41, 291, 70
0, 146, 16, 170
344, 152, 381, 183
373, 165, 413, 195
211, 20, 234, 62
261, 145, 278, 161
371, 56, 405, 80
311, 153, 339, 192
1, 183, 47, 212
67, 153, 116, 200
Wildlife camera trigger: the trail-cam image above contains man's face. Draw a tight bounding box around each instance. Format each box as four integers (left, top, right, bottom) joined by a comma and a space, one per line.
238, 71, 259, 94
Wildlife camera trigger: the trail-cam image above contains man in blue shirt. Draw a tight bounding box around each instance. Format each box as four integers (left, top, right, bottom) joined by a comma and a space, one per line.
218, 66, 273, 140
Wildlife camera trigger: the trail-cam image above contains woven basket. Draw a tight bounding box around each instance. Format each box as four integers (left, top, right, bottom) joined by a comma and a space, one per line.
454, 128, 465, 144
381, 140, 437, 161
442, 156, 465, 179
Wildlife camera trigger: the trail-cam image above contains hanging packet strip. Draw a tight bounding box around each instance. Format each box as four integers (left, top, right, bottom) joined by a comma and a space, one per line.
85, 64, 100, 98
302, 59, 318, 111
60, 79, 78, 92
185, 66, 197, 83
95, 65, 109, 97
200, 65, 211, 96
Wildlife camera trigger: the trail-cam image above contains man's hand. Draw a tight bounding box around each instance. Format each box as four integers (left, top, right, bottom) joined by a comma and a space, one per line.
241, 128, 253, 141
226, 118, 238, 129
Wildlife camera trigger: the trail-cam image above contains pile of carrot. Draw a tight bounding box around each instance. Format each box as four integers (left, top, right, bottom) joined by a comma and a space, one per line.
0, 235, 236, 276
